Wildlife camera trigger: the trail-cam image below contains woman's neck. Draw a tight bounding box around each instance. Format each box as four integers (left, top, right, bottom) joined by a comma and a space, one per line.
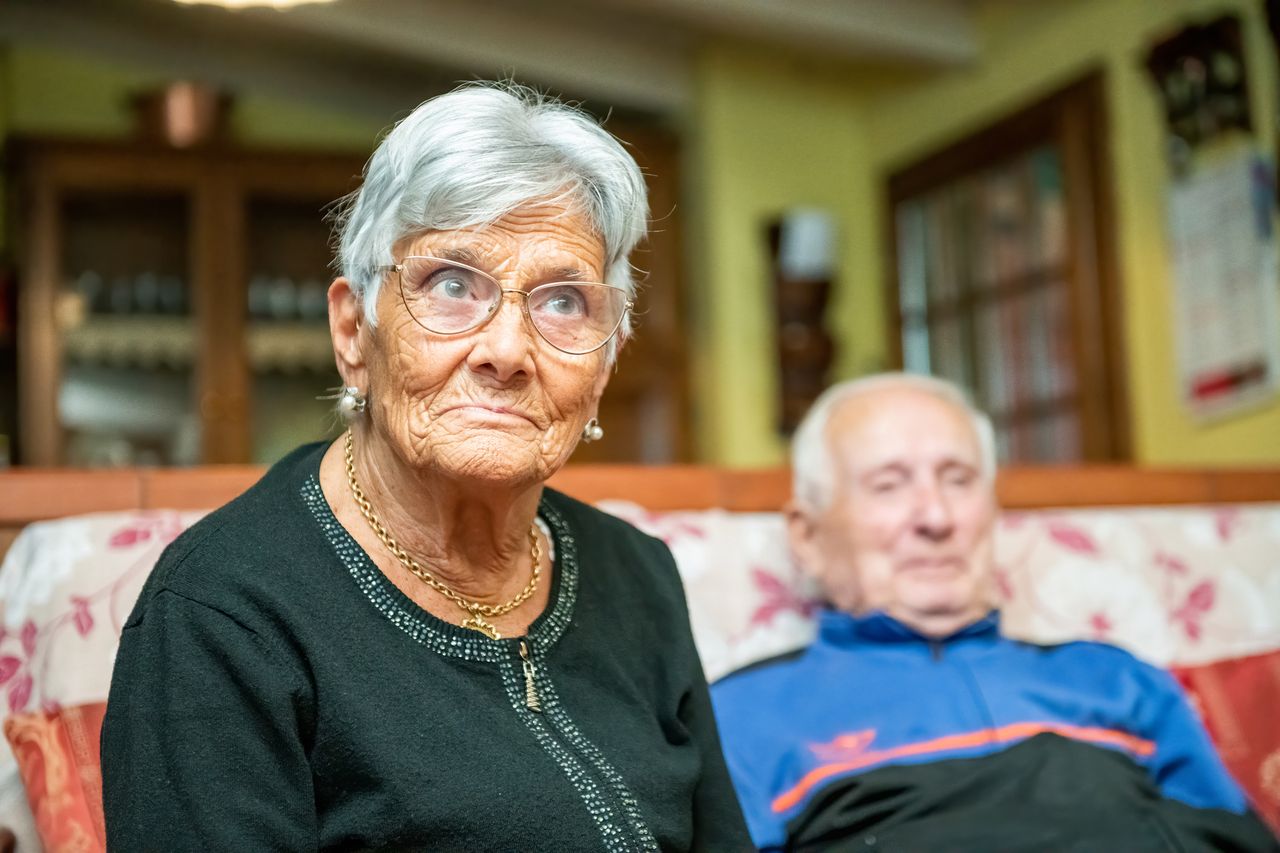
327, 429, 546, 605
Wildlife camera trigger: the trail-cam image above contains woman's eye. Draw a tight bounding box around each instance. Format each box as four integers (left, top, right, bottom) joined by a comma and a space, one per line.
537, 286, 587, 316
431, 276, 473, 300
870, 480, 901, 494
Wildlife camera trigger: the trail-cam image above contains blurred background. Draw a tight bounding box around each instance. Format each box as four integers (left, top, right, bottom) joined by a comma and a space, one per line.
0, 0, 1277, 469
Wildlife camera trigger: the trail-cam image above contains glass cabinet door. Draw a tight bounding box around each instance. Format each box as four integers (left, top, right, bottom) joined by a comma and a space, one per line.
244, 195, 341, 464
57, 191, 201, 466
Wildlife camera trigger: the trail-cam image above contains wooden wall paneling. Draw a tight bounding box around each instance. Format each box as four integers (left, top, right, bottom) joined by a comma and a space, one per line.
717, 468, 794, 511
577, 122, 691, 463
142, 466, 262, 509
1208, 470, 1280, 502
195, 169, 248, 462
997, 466, 1211, 507
17, 172, 62, 465
1081, 78, 1132, 461
2, 466, 1280, 562
0, 469, 142, 523
548, 465, 720, 508
1056, 74, 1128, 460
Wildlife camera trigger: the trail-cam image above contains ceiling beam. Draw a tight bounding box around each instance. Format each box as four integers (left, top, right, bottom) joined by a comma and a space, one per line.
0, 0, 462, 124
244, 0, 693, 115
589, 0, 978, 66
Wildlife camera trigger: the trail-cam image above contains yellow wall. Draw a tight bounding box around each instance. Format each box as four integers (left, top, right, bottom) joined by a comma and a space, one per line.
1, 45, 383, 148
861, 0, 1280, 465
0, 45, 385, 257
690, 46, 886, 465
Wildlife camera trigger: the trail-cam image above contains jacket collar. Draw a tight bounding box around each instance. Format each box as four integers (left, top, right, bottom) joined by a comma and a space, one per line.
816, 608, 1001, 648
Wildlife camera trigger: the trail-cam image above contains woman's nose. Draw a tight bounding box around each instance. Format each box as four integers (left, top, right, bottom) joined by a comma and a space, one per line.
466, 291, 536, 382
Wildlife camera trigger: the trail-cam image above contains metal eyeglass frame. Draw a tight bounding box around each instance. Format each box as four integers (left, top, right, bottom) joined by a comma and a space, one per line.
378, 255, 634, 355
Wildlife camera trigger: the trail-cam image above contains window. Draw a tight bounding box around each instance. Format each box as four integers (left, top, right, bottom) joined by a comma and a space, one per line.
888, 72, 1129, 462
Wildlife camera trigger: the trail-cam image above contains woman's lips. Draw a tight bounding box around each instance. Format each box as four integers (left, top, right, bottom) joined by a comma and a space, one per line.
441, 404, 536, 425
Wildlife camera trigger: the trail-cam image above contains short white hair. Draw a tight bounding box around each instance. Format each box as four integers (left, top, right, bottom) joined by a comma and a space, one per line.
791, 373, 998, 510
331, 81, 649, 360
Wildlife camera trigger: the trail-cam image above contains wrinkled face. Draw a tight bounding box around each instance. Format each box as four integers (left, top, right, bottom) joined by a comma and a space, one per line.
358, 203, 614, 487
789, 388, 997, 637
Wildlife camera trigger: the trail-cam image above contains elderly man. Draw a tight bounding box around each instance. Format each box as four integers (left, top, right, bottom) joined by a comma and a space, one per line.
711, 374, 1276, 852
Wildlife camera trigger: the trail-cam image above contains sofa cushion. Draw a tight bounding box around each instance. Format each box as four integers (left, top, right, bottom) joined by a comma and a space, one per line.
3, 702, 107, 853
1172, 649, 1280, 833
0, 510, 204, 851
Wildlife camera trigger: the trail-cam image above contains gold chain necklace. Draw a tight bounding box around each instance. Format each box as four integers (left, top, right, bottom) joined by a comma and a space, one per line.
344, 429, 540, 640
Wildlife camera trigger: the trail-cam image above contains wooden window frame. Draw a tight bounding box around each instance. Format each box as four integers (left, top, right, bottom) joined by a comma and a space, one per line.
885, 70, 1130, 461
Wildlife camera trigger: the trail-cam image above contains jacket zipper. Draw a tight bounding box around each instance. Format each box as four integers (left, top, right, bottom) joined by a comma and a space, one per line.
519, 639, 542, 712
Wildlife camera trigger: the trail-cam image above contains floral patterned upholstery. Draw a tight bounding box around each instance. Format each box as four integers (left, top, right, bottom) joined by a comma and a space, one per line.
598, 501, 1280, 679
0, 501, 1277, 846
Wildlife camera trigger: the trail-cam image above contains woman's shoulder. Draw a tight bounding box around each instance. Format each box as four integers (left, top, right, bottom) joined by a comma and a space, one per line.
140, 442, 332, 612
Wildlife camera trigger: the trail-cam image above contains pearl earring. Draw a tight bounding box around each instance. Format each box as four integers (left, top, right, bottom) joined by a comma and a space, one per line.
338, 386, 367, 419
581, 417, 604, 443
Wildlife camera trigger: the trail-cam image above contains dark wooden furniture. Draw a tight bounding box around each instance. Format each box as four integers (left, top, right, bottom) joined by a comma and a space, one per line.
575, 122, 693, 464
886, 71, 1128, 463
9, 138, 364, 466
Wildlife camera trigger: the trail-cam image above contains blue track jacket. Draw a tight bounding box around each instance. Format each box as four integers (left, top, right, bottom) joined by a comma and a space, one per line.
710, 609, 1249, 851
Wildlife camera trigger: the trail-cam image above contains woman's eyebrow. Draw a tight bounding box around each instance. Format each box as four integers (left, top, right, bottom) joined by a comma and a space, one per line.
433, 246, 484, 266
546, 266, 586, 281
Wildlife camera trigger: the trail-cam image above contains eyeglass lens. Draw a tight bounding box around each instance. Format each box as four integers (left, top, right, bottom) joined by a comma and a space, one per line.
397, 257, 627, 354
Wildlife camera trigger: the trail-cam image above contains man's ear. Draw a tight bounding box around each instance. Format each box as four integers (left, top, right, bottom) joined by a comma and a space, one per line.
329, 277, 366, 386
785, 500, 826, 582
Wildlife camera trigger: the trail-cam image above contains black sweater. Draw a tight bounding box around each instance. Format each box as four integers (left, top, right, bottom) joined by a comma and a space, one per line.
101, 443, 754, 852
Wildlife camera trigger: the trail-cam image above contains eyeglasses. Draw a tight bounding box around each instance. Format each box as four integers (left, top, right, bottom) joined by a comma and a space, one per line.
382, 255, 633, 355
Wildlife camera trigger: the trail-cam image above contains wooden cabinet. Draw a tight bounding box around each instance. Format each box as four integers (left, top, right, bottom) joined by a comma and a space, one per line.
10, 139, 364, 465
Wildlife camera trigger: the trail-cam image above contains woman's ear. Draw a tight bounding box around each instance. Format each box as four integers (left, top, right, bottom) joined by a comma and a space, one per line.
328, 278, 366, 386
589, 357, 612, 403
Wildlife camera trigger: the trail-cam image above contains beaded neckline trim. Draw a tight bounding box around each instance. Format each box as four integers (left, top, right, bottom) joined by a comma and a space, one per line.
300, 476, 578, 662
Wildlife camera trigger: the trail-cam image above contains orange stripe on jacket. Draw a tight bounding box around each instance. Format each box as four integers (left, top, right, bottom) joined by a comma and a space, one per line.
770, 722, 1156, 814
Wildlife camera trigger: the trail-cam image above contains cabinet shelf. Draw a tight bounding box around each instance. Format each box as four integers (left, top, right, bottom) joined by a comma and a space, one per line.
247, 321, 336, 374
64, 316, 195, 368
61, 316, 335, 374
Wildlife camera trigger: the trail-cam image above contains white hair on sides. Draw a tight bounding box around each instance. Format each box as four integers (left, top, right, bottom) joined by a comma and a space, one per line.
330, 81, 649, 361
791, 372, 998, 511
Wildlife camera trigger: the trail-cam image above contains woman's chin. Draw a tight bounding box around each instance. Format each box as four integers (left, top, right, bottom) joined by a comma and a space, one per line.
429, 432, 561, 487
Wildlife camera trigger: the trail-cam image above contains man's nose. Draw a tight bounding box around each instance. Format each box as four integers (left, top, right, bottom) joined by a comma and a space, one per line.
912, 482, 955, 542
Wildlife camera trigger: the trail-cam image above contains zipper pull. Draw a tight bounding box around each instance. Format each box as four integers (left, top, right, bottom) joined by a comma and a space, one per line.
519, 640, 542, 713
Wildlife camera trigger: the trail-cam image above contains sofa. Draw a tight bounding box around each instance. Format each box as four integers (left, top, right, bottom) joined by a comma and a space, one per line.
0, 463, 1277, 851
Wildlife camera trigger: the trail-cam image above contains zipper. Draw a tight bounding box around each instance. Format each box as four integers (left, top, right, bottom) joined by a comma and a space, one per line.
929, 640, 944, 662
519, 639, 542, 713
512, 636, 656, 850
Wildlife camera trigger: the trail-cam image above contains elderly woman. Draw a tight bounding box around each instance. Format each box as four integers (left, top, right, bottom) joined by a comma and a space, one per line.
101, 83, 752, 851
